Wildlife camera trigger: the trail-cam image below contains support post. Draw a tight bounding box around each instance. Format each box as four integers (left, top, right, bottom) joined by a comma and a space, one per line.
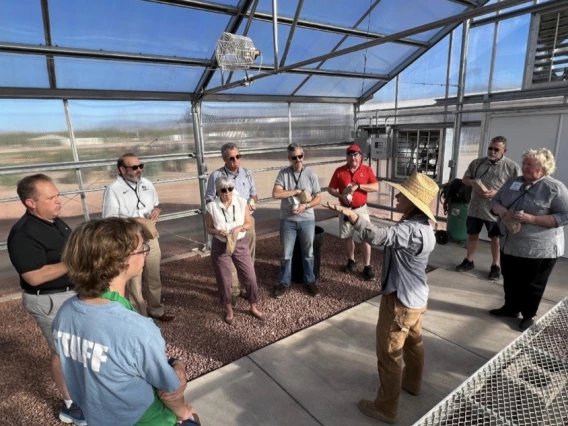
272, 0, 279, 72
192, 102, 210, 250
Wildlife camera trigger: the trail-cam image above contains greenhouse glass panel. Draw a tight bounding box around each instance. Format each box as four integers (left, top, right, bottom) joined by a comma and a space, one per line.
465, 24, 495, 94
67, 100, 194, 159
273, 0, 376, 27
236, 21, 290, 66
498, 0, 534, 14
0, 99, 70, 167
0, 53, 49, 88
362, 78, 396, 109
357, 0, 467, 42
55, 57, 203, 92
202, 102, 289, 151
49, 0, 230, 58
295, 75, 376, 97
0, 0, 44, 44
472, 0, 498, 22
255, 0, 299, 18
283, 27, 345, 69
320, 37, 418, 74
398, 35, 450, 102
290, 103, 353, 144
208, 70, 306, 95
492, 15, 530, 92
448, 24, 463, 98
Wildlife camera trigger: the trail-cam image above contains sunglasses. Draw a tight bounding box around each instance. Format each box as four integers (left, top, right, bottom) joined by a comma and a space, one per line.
290, 154, 304, 161
347, 151, 361, 157
125, 164, 144, 171
220, 187, 234, 193
227, 155, 242, 161
487, 147, 500, 152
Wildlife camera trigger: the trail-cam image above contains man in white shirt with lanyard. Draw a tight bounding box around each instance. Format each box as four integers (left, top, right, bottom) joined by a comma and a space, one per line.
102, 152, 175, 322
205, 143, 258, 307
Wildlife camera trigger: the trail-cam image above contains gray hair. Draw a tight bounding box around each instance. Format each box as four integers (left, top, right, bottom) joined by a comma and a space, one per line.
221, 143, 238, 158
287, 143, 302, 153
215, 176, 234, 191
491, 136, 507, 146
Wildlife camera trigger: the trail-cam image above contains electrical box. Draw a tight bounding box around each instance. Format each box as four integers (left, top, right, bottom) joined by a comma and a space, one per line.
370, 135, 390, 159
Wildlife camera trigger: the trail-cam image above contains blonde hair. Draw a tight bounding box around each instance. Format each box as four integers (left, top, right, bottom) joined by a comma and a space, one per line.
522, 148, 556, 176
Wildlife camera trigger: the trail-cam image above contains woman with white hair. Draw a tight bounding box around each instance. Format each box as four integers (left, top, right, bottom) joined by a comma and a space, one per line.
205, 176, 264, 325
490, 148, 568, 331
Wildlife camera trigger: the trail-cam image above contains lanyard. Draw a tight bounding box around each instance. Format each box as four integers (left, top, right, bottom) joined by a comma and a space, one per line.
474, 158, 493, 181
506, 180, 541, 210
221, 205, 236, 223
222, 167, 238, 180
291, 167, 304, 190
122, 177, 146, 210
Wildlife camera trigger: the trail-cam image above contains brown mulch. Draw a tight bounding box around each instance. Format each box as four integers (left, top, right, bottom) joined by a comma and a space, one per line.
0, 233, 384, 426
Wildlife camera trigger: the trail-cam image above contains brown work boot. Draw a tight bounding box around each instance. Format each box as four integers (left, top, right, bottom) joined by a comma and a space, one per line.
357, 399, 397, 424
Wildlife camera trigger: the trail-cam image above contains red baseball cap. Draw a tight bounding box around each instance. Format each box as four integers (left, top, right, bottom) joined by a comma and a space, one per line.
346, 145, 362, 154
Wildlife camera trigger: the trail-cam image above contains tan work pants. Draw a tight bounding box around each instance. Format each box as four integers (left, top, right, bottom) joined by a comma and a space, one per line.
126, 237, 165, 317
231, 216, 256, 297
374, 292, 426, 419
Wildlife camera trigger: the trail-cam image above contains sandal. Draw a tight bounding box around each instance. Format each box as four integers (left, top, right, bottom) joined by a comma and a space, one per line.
251, 311, 266, 321
224, 314, 234, 325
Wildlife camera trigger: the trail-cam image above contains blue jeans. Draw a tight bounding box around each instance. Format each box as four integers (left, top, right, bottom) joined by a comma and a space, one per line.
279, 219, 315, 286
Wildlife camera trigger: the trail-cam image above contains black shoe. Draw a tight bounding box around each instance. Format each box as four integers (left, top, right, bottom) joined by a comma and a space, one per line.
455, 259, 474, 272
306, 282, 320, 297
60, 402, 87, 425
488, 265, 501, 280
519, 317, 535, 331
489, 306, 520, 318
343, 259, 357, 272
272, 284, 287, 299
231, 295, 238, 308
363, 265, 375, 281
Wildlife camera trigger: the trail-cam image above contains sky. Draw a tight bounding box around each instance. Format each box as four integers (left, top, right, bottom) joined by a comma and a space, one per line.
0, 0, 539, 132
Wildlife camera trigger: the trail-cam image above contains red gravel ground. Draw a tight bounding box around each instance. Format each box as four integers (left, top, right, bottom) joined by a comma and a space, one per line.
0, 233, 384, 426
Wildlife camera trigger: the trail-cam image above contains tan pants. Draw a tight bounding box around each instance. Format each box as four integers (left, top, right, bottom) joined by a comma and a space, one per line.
373, 292, 426, 419
126, 237, 165, 317
231, 216, 256, 297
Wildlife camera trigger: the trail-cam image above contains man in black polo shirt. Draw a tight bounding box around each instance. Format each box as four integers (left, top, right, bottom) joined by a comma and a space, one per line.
8, 174, 86, 425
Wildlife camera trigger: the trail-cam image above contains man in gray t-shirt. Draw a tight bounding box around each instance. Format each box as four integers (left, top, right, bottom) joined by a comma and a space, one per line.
456, 136, 521, 280
272, 143, 322, 299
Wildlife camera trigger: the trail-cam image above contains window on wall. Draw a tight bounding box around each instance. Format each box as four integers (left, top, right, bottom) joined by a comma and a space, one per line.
525, 7, 568, 89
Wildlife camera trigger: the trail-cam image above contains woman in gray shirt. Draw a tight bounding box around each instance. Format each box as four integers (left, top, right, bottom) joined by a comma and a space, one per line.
325, 172, 438, 424
490, 148, 568, 331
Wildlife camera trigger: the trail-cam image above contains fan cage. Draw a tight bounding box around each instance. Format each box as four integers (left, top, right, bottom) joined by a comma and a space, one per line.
216, 32, 259, 71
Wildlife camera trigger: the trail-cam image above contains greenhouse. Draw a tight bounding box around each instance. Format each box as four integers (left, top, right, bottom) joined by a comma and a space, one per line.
0, 0, 567, 425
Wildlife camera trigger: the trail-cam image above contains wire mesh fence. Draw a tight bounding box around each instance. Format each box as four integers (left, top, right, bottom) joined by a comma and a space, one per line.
414, 297, 568, 426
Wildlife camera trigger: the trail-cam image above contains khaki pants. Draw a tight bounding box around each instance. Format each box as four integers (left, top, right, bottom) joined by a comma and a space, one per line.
374, 292, 426, 419
231, 216, 256, 297
126, 237, 165, 317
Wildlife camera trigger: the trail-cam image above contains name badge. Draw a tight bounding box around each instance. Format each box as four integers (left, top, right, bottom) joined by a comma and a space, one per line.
510, 181, 522, 191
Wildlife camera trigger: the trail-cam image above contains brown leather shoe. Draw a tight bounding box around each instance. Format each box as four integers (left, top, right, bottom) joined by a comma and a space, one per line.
150, 313, 175, 322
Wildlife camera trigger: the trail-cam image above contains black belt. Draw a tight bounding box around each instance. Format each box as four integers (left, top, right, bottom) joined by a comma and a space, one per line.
24, 286, 73, 296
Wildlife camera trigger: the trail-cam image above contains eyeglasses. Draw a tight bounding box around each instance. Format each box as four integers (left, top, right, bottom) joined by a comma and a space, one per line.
347, 151, 361, 157
227, 155, 242, 161
487, 147, 501, 152
220, 187, 234, 193
125, 164, 144, 171
132, 242, 150, 256
290, 154, 304, 161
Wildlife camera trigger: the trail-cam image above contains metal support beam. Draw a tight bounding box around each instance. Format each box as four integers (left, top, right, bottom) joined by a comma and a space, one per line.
272, 0, 279, 72
0, 87, 196, 101
288, 102, 292, 145
471, 0, 568, 27
202, 0, 532, 98
63, 99, 90, 221
450, 19, 470, 181
40, 0, 57, 89
447, 0, 478, 7
194, 0, 255, 97
280, 0, 304, 68
0, 42, 210, 67
145, 0, 239, 14
191, 102, 210, 249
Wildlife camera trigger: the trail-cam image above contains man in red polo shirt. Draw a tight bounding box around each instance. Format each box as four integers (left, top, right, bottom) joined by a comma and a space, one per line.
328, 145, 379, 280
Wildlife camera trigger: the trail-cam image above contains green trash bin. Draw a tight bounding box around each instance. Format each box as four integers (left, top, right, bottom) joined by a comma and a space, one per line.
447, 202, 468, 242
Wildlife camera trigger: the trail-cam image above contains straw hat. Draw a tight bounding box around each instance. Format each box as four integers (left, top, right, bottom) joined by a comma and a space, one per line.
383, 172, 439, 222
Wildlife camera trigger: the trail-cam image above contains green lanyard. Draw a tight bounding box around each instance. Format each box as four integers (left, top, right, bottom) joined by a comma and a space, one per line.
99, 290, 135, 312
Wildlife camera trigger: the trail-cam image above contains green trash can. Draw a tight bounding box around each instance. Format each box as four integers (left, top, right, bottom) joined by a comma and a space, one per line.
447, 202, 468, 242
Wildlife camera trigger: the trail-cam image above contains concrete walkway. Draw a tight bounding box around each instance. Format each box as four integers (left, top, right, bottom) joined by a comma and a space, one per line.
184, 217, 566, 426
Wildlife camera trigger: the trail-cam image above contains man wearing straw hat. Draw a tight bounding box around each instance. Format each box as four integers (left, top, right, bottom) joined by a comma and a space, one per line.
325, 172, 439, 424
